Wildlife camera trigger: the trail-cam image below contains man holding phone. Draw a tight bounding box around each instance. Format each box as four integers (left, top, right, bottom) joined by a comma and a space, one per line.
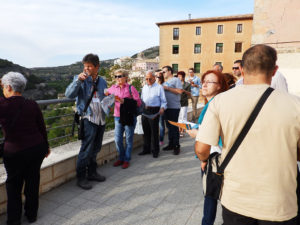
65, 53, 107, 190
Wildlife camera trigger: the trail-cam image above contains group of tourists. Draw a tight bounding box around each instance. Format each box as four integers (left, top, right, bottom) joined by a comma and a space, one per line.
0, 44, 299, 225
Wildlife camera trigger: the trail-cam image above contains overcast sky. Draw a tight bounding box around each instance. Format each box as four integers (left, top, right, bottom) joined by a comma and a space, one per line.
0, 0, 253, 67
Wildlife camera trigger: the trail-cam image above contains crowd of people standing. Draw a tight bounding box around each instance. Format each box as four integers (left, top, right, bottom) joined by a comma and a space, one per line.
1, 44, 299, 225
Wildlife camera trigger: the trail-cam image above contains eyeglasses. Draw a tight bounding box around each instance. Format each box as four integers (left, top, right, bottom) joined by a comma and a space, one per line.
203, 81, 219, 85
115, 75, 124, 78
145, 78, 153, 81
232, 67, 239, 70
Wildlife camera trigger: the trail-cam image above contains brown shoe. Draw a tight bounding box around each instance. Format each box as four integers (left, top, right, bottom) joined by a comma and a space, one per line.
122, 161, 130, 169
113, 160, 123, 167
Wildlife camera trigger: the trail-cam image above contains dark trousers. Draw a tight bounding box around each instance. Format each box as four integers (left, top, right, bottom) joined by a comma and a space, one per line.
164, 108, 180, 146
142, 107, 160, 155
3, 143, 47, 225
77, 119, 105, 179
222, 206, 297, 225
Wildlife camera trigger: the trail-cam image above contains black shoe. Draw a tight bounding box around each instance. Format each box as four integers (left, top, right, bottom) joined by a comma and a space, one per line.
163, 145, 174, 151
153, 153, 159, 158
25, 213, 37, 224
77, 178, 92, 190
173, 145, 180, 155
26, 216, 37, 223
138, 151, 151, 155
87, 173, 106, 182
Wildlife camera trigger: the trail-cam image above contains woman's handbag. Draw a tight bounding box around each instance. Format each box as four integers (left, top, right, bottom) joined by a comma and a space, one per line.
128, 85, 144, 116
203, 87, 274, 200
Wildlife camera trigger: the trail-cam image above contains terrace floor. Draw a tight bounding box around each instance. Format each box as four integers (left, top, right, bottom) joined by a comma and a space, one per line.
0, 135, 222, 225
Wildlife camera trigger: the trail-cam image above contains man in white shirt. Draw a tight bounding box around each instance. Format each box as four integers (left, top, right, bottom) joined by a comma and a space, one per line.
139, 71, 167, 158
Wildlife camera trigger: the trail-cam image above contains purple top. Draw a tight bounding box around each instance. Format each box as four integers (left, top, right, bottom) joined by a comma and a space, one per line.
0, 96, 49, 154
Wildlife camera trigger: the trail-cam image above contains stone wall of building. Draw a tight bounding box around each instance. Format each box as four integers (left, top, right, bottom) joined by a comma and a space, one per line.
252, 0, 300, 96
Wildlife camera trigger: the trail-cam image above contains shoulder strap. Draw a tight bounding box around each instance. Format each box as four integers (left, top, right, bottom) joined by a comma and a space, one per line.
83, 77, 99, 113
128, 84, 132, 97
218, 87, 274, 174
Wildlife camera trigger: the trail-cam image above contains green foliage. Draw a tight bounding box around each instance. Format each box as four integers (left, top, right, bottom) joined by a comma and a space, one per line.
0, 59, 13, 68
25, 74, 45, 90
130, 77, 142, 92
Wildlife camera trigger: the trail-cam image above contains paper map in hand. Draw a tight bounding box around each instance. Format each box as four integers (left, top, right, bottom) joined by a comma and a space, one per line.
168, 120, 196, 130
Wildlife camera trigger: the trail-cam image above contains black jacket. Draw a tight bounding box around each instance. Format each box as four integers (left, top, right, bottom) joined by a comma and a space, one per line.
119, 98, 137, 126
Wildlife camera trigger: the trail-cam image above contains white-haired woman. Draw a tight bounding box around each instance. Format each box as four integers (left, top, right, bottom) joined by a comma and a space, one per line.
0, 72, 50, 225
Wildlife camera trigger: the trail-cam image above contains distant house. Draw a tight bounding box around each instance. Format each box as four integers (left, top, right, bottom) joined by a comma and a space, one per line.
113, 57, 133, 67
156, 14, 253, 74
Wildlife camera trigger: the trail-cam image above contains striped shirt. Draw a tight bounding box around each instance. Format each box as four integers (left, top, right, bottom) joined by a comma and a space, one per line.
83, 87, 104, 125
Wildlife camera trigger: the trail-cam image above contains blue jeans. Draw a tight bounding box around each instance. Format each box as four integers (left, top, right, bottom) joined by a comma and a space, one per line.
114, 117, 136, 162
201, 170, 218, 225
164, 108, 180, 146
77, 119, 105, 179
202, 196, 217, 225
159, 113, 165, 142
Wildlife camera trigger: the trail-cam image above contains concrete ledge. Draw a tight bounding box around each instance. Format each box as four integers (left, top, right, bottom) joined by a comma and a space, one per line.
0, 104, 204, 215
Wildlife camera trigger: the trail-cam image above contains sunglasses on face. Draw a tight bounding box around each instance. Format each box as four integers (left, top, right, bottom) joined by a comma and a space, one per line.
115, 75, 124, 78
232, 67, 239, 70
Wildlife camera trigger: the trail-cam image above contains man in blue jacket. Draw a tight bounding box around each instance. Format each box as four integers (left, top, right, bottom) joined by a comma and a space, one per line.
65, 54, 107, 190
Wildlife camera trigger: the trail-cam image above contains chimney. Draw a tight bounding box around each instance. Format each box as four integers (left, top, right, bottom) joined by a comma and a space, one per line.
188, 14, 191, 20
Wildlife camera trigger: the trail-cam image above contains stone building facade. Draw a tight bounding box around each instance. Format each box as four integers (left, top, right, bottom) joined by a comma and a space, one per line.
156, 14, 253, 74
252, 0, 300, 96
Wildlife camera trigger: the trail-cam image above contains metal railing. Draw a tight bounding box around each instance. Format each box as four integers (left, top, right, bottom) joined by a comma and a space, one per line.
0, 98, 115, 148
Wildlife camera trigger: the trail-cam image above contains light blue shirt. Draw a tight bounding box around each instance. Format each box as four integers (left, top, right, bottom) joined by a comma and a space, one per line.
188, 76, 202, 96
164, 77, 182, 109
141, 82, 167, 109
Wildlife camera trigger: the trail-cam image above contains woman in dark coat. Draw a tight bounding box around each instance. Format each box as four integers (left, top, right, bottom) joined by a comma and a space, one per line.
0, 72, 50, 225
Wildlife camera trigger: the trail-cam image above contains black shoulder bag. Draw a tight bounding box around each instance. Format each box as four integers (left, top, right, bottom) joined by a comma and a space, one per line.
0, 99, 26, 158
204, 87, 274, 200
71, 78, 99, 140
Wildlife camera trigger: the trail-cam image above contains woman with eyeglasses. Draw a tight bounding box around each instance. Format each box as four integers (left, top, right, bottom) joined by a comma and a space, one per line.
0, 72, 50, 225
155, 70, 166, 146
106, 69, 141, 169
186, 70, 228, 225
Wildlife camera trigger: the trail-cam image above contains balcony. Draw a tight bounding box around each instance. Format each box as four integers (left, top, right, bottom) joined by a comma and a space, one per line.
0, 100, 211, 224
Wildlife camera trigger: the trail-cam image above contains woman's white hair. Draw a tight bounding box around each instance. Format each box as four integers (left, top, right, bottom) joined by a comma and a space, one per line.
1, 72, 27, 93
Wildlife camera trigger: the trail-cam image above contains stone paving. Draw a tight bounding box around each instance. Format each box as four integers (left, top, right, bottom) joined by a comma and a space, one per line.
0, 135, 222, 225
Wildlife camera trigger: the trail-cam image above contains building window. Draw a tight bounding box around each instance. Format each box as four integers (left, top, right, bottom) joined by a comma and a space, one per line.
172, 64, 178, 73
237, 24, 243, 33
194, 44, 201, 54
172, 45, 179, 54
217, 25, 223, 34
173, 28, 179, 40
196, 26, 201, 35
194, 63, 201, 73
216, 43, 223, 53
235, 42, 242, 52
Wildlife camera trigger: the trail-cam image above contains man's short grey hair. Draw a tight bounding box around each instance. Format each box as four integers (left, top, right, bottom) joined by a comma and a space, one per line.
146, 70, 155, 77
1, 72, 27, 93
213, 63, 223, 71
